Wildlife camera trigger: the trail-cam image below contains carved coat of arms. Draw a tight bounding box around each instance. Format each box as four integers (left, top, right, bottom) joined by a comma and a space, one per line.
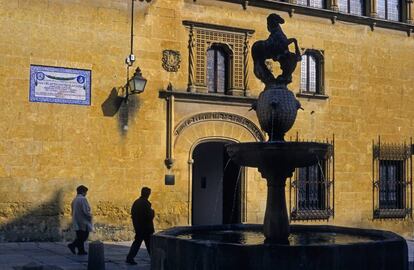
162, 50, 181, 72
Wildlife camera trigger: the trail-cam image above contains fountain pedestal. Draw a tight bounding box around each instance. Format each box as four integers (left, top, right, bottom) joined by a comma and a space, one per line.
226, 141, 331, 243
260, 166, 293, 243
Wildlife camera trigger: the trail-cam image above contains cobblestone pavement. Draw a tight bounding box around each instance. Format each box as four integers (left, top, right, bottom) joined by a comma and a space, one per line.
0, 240, 412, 270
0, 242, 150, 270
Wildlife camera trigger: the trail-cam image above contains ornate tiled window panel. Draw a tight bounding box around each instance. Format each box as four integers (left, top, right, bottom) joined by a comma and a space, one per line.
183, 21, 254, 96
195, 30, 242, 90
372, 138, 413, 219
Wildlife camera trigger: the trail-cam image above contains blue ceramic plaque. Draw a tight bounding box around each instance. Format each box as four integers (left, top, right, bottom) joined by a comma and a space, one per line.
29, 65, 91, 105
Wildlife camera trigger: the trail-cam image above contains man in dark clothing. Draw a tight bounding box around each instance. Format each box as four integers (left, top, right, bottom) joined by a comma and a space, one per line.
126, 187, 155, 265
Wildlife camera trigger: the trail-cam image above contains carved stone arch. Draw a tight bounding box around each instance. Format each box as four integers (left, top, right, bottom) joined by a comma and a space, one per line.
207, 42, 234, 55
188, 136, 239, 161
299, 48, 325, 95
171, 113, 266, 225
173, 112, 265, 148
206, 42, 234, 94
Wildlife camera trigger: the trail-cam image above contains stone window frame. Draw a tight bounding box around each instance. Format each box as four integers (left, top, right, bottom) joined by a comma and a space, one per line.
372, 138, 413, 219
296, 49, 328, 100
377, 0, 403, 21
183, 21, 255, 97
338, 0, 366, 15
296, 0, 326, 9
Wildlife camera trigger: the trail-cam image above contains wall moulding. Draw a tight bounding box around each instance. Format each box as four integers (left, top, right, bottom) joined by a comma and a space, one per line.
159, 90, 257, 107
159, 88, 260, 171
214, 0, 414, 34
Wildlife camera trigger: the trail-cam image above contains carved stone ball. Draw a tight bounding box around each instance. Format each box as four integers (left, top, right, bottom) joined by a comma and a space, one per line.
256, 84, 301, 141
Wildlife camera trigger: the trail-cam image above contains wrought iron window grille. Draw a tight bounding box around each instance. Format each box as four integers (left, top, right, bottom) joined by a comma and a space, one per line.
372, 137, 413, 219
289, 134, 335, 221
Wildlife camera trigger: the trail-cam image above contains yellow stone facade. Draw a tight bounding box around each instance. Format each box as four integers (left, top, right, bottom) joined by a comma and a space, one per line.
0, 0, 413, 241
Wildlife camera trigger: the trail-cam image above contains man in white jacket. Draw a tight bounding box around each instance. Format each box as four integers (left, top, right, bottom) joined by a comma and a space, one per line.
67, 185, 93, 255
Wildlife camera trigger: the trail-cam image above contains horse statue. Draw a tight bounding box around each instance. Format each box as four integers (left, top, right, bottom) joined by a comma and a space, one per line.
252, 14, 302, 85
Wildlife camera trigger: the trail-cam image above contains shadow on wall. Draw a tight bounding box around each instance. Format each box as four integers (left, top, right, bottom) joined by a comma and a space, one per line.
0, 189, 65, 242
0, 188, 137, 242
101, 87, 141, 137
101, 88, 124, 117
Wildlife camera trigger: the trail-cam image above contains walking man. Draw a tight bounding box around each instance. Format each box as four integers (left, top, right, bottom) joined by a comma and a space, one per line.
126, 187, 155, 265
68, 185, 93, 255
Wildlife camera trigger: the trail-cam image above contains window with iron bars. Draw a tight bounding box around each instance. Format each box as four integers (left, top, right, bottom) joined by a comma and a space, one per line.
373, 138, 413, 219
290, 136, 335, 221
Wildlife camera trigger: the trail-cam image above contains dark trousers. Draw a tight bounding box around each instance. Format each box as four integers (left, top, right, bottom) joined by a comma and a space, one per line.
127, 234, 151, 260
71, 230, 89, 253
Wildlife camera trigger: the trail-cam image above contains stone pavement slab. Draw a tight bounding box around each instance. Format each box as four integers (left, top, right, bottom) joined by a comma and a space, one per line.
0, 240, 412, 270
0, 242, 150, 270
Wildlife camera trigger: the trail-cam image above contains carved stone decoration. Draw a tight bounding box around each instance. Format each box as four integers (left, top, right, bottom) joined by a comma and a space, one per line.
243, 32, 250, 95
187, 25, 196, 92
174, 112, 265, 142
407, 0, 413, 24
183, 21, 254, 95
162, 50, 181, 72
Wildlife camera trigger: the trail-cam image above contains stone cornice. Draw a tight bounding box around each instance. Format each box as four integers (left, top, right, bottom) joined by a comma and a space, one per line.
182, 20, 255, 35
215, 0, 414, 35
296, 92, 329, 100
159, 90, 257, 107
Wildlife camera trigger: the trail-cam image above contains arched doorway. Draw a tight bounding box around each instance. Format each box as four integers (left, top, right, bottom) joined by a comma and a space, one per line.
191, 141, 243, 225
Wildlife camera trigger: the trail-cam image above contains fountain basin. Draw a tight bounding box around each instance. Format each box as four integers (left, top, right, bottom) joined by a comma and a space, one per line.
150, 224, 408, 270
226, 142, 332, 168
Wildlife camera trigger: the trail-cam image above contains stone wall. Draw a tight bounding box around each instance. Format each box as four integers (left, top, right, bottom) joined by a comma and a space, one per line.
0, 0, 413, 241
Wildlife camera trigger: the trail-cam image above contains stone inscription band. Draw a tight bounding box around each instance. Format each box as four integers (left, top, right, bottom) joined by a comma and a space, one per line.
174, 112, 265, 142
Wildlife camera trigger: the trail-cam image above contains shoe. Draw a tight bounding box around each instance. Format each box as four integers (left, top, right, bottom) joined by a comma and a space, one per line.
67, 244, 76, 255
78, 251, 88, 255
126, 259, 137, 265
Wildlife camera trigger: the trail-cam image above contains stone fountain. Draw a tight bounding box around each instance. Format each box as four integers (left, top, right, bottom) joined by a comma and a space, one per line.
151, 13, 408, 270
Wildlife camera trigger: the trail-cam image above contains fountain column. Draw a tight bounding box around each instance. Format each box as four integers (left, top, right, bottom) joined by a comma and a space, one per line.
260, 165, 294, 243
